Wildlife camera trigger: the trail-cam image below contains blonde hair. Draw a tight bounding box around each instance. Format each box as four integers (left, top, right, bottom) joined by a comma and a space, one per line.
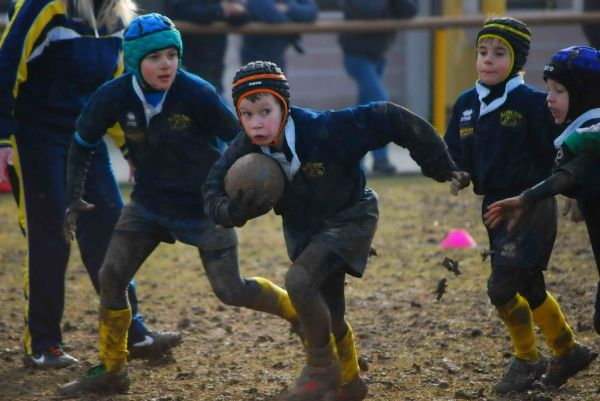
67, 0, 137, 31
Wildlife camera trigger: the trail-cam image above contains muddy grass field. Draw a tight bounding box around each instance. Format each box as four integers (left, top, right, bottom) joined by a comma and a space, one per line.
0, 176, 599, 401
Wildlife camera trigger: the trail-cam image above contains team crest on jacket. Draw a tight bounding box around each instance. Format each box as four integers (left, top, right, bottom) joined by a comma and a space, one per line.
169, 114, 191, 130
500, 110, 523, 128
126, 112, 137, 128
302, 162, 325, 178
461, 109, 473, 123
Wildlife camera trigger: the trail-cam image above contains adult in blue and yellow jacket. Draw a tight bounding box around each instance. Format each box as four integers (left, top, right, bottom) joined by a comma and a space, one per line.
241, 0, 318, 72
0, 0, 177, 368
445, 18, 593, 394
203, 61, 455, 401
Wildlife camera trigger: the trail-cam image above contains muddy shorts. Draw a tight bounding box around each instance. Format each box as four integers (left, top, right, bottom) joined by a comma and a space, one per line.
284, 188, 379, 278
483, 195, 556, 270
115, 200, 237, 251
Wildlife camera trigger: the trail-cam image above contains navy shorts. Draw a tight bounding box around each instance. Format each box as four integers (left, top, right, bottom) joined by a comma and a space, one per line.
284, 188, 379, 278
115, 200, 237, 251
483, 195, 557, 270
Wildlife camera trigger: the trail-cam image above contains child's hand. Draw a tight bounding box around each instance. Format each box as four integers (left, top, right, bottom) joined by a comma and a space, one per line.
483, 195, 525, 232
228, 189, 272, 227
561, 197, 583, 223
63, 199, 96, 242
449, 171, 470, 195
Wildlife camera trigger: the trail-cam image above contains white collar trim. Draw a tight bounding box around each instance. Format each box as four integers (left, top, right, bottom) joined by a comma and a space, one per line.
261, 117, 301, 181
476, 75, 524, 118
554, 108, 600, 148
132, 75, 168, 127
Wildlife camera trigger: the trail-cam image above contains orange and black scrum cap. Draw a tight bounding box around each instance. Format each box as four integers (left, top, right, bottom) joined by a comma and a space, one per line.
232, 61, 291, 141
477, 17, 531, 77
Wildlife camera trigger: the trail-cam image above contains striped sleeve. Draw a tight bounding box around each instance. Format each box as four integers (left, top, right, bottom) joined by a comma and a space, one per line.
0, 0, 64, 144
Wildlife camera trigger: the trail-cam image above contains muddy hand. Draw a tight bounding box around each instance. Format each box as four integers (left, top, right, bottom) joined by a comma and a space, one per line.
449, 171, 470, 195
483, 196, 524, 232
561, 197, 583, 223
63, 199, 95, 242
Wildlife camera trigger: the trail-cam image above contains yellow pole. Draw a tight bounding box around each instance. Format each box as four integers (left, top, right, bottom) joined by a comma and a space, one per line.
481, 0, 506, 15
432, 29, 447, 132
432, 1, 464, 133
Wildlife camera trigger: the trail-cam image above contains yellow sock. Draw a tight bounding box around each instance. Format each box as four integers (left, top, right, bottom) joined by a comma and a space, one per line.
336, 323, 360, 386
99, 307, 131, 373
496, 294, 538, 362
250, 277, 297, 322
306, 333, 339, 367
532, 292, 575, 356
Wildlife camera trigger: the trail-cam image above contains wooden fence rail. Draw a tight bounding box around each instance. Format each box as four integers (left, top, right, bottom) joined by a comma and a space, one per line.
1, 12, 599, 34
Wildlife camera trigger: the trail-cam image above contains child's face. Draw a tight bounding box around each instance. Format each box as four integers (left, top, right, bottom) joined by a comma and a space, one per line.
238, 93, 284, 147
476, 38, 511, 86
140, 47, 179, 91
545, 78, 569, 124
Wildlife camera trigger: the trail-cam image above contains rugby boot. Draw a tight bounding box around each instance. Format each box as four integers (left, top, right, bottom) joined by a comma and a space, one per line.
493, 354, 548, 394
58, 364, 130, 396
285, 363, 342, 401
128, 330, 182, 359
542, 342, 597, 388
23, 345, 78, 369
292, 322, 369, 372
335, 375, 368, 401
284, 336, 341, 401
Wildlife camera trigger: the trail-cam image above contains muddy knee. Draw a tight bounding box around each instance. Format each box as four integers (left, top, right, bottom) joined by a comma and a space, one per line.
285, 264, 315, 307
487, 275, 517, 307
211, 281, 253, 307
99, 262, 130, 308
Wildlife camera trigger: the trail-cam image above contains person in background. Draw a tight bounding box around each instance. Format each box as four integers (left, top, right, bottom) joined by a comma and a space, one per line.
241, 0, 318, 72
338, 0, 418, 176
166, 0, 248, 95
0, 0, 180, 369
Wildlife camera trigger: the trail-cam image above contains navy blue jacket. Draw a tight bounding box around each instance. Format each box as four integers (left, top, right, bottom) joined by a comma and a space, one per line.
76, 70, 240, 218
241, 0, 318, 71
444, 83, 558, 197
204, 102, 455, 254
338, 0, 417, 61
0, 0, 125, 147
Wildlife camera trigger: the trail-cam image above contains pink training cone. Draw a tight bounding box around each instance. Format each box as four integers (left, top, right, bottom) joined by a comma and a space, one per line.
439, 229, 477, 249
